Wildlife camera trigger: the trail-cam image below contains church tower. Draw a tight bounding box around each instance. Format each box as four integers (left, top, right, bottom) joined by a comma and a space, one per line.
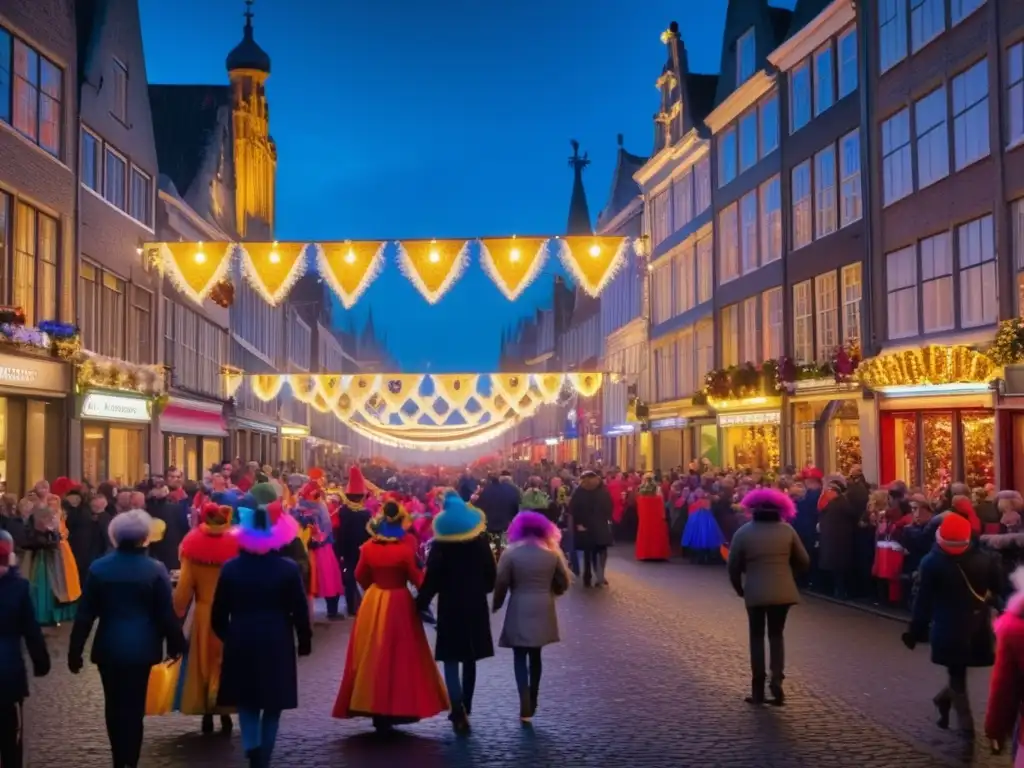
226, 0, 275, 238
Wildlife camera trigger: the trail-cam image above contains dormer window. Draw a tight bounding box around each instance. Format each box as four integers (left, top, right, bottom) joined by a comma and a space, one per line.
737, 28, 756, 86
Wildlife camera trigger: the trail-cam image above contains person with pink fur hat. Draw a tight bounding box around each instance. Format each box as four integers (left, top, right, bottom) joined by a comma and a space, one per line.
727, 487, 810, 707
986, 567, 1024, 760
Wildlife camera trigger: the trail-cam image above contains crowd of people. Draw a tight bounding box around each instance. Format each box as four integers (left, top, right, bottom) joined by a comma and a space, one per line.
0, 456, 1021, 765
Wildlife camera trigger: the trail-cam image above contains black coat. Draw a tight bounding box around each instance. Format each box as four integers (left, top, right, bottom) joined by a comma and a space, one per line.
416, 533, 496, 662
477, 481, 521, 534
146, 496, 189, 572
0, 567, 49, 704
909, 544, 1003, 668
818, 492, 859, 572
212, 551, 311, 711
0, 515, 26, 552
337, 508, 371, 563
569, 478, 614, 548
69, 548, 184, 668
65, 506, 110, 576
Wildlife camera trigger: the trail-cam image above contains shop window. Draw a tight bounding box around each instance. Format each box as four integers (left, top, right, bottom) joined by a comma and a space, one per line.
0, 397, 7, 491
922, 412, 953, 498
961, 411, 995, 487
891, 414, 920, 488
203, 438, 224, 468
791, 401, 820, 468
724, 425, 780, 470
815, 271, 838, 361
831, 401, 862, 476
83, 425, 105, 484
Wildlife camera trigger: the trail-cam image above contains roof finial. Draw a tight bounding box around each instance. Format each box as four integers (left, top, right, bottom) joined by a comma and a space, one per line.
617, 133, 624, 148
244, 0, 254, 28
568, 139, 589, 173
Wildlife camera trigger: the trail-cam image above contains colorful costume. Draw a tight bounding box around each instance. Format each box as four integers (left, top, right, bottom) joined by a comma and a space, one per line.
22, 508, 80, 626
682, 496, 724, 554
294, 484, 343, 601
173, 504, 239, 717
331, 502, 448, 728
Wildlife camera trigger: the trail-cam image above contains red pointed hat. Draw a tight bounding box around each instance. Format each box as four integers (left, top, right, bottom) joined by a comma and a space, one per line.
52, 477, 78, 498
346, 466, 367, 496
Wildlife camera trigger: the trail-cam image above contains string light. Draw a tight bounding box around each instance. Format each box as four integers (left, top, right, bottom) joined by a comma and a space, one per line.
194, 242, 206, 264
268, 241, 281, 264
510, 247, 521, 262
588, 244, 601, 257
344, 248, 356, 264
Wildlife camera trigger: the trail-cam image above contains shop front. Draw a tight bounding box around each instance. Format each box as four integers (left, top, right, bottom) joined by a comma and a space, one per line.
230, 417, 279, 466
997, 364, 1024, 491
602, 423, 637, 469
648, 400, 716, 472
279, 424, 309, 471
0, 352, 71, 497
787, 380, 862, 475
79, 390, 152, 487
716, 401, 782, 471
161, 396, 229, 482
651, 418, 685, 471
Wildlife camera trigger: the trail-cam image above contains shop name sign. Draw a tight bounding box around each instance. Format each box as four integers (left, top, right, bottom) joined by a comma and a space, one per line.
718, 411, 781, 427
0, 366, 38, 384
650, 417, 689, 431
80, 393, 151, 422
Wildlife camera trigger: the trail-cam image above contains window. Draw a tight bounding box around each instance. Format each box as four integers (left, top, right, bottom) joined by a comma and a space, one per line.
129, 166, 152, 227
814, 146, 837, 238
676, 329, 696, 396
81, 128, 101, 192
79, 262, 100, 352
815, 271, 838, 360
719, 204, 739, 284
101, 272, 126, 359
958, 214, 996, 328
104, 146, 126, 209
920, 232, 954, 332
131, 286, 152, 363
37, 213, 57, 323
652, 189, 671, 246
952, 59, 990, 170
760, 91, 779, 157
112, 58, 127, 123
0, 193, 8, 302
791, 160, 812, 250
12, 203, 38, 324
696, 233, 713, 303
719, 127, 737, 186
915, 87, 949, 189
655, 344, 676, 401
740, 191, 758, 274
742, 297, 759, 363
739, 109, 758, 172
838, 27, 858, 99
790, 61, 811, 133
760, 175, 782, 263
1010, 43, 1023, 146
793, 281, 813, 363
696, 319, 714, 384
839, 131, 862, 226
9, 38, 62, 157
841, 263, 862, 343
0, 32, 9, 123
652, 261, 673, 324
879, 0, 908, 73
694, 157, 711, 213
882, 108, 913, 205
951, 0, 985, 25
1014, 199, 1024, 311
814, 43, 835, 116
672, 171, 693, 231
720, 303, 739, 367
676, 245, 695, 313
911, 0, 944, 53
737, 28, 756, 86
887, 246, 919, 339
762, 287, 783, 359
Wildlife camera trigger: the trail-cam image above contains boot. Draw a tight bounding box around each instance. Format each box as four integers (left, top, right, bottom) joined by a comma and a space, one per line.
448, 703, 470, 735
933, 694, 951, 729
518, 688, 533, 723
245, 747, 262, 768
768, 678, 785, 707
201, 714, 214, 734
744, 677, 765, 705
219, 714, 233, 734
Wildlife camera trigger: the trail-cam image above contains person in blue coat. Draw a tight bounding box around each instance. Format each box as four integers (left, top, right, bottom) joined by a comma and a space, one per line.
0, 530, 50, 766
68, 509, 185, 768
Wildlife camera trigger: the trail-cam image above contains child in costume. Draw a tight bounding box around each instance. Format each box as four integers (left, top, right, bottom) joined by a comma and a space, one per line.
682, 488, 725, 564
294, 483, 344, 620
331, 500, 449, 731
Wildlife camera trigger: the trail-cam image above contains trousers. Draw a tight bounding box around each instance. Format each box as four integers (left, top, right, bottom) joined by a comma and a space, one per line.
746, 605, 790, 683
98, 664, 152, 768
442, 661, 477, 714
935, 665, 974, 732
0, 702, 22, 768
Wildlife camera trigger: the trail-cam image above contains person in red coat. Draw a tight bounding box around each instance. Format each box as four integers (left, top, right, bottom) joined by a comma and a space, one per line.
986, 567, 1024, 760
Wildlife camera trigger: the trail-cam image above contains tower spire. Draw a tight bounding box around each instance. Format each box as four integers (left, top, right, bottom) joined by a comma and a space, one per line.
244, 0, 254, 26
566, 139, 592, 235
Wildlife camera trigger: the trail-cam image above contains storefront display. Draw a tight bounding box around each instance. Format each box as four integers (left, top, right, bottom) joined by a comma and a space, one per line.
79, 391, 152, 487
880, 409, 995, 492
718, 411, 781, 470
160, 396, 228, 480
789, 396, 861, 475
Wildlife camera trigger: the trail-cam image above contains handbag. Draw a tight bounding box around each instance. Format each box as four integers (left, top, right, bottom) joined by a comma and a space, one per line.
956, 564, 996, 660
145, 658, 182, 716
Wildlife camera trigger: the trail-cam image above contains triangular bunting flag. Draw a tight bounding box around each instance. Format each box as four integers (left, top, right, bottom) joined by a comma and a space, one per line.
287, 374, 319, 404
379, 374, 424, 410
431, 374, 479, 410
160, 242, 234, 304
478, 237, 549, 301
251, 374, 285, 402
316, 241, 386, 309
555, 236, 629, 297
238, 242, 308, 306
534, 373, 565, 403
568, 372, 603, 398
397, 239, 470, 304
492, 373, 532, 412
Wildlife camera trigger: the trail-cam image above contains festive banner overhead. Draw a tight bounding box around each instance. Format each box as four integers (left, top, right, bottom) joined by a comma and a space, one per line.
431, 374, 479, 410
533, 373, 565, 403
554, 236, 629, 297
238, 242, 309, 306
397, 239, 471, 304
160, 242, 234, 304
251, 374, 286, 402
492, 373, 532, 411
569, 372, 603, 398
315, 241, 386, 309
478, 237, 549, 301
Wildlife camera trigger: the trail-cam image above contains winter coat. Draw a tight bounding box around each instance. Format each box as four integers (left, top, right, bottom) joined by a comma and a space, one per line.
986, 589, 1024, 750
493, 543, 570, 648
0, 567, 49, 704
908, 545, 1003, 668
416, 533, 496, 662
0, 515, 26, 553
900, 522, 934, 574
728, 518, 810, 608
146, 496, 189, 572
65, 506, 110, 576
818, 491, 859, 573
568, 476, 614, 548
68, 547, 185, 668
845, 477, 870, 519
792, 489, 821, 550
477, 480, 521, 534
212, 551, 311, 711
336, 507, 371, 563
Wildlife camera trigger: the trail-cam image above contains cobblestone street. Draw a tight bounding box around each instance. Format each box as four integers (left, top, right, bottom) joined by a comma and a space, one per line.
23, 552, 1006, 767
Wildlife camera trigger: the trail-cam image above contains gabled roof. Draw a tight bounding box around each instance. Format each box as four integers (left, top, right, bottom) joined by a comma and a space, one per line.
566, 140, 592, 236
148, 85, 231, 201
783, 0, 838, 39
713, 1, 793, 107
596, 136, 648, 229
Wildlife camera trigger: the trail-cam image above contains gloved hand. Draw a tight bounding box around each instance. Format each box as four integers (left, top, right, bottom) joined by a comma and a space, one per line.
68, 655, 83, 674
901, 631, 916, 650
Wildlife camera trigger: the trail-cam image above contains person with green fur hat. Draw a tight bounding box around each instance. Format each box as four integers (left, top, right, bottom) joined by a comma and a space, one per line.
249, 482, 279, 507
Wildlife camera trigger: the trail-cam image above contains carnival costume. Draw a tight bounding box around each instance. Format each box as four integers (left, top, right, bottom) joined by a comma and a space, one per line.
173, 503, 239, 726
331, 500, 449, 729
682, 492, 725, 559
22, 499, 81, 626
294, 483, 344, 602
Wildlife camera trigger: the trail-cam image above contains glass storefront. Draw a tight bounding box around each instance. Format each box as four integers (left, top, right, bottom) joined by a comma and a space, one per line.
0, 396, 66, 497
789, 399, 862, 474
881, 409, 994, 492
165, 435, 225, 482
82, 423, 148, 487
698, 423, 719, 467
722, 424, 780, 470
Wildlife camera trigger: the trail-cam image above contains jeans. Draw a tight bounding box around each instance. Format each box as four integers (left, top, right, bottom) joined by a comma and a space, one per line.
325, 596, 341, 617
512, 647, 542, 703
935, 665, 974, 732
238, 709, 282, 759
0, 701, 22, 768
583, 547, 607, 584
342, 559, 361, 615
746, 605, 790, 683
442, 661, 477, 714
98, 664, 152, 768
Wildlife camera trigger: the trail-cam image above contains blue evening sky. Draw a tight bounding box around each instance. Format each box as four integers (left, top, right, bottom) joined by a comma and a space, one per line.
137, 0, 783, 371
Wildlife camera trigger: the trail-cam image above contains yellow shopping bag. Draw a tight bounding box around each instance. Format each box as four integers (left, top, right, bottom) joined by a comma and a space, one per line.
145, 659, 181, 716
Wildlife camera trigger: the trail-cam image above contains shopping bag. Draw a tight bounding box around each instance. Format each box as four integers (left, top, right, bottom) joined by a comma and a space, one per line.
145, 658, 181, 716
873, 540, 905, 580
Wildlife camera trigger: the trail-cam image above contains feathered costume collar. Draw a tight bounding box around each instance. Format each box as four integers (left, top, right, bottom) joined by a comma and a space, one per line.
235, 511, 299, 555
180, 525, 240, 565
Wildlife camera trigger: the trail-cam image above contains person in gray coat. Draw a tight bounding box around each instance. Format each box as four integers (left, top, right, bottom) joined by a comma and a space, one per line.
727, 487, 810, 707
493, 511, 571, 723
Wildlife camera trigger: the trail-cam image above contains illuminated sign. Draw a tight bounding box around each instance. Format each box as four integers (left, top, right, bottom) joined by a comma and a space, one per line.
650, 417, 689, 431
718, 411, 781, 427
80, 393, 151, 422
0, 366, 38, 384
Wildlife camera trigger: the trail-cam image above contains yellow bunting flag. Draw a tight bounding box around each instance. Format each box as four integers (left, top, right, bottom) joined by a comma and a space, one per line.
159, 242, 234, 304
223, 371, 244, 399
239, 242, 308, 306
533, 373, 565, 403
397, 239, 470, 304
569, 372, 603, 398
492, 373, 532, 412
251, 374, 285, 402
379, 374, 425, 411
316, 241, 386, 309
431, 374, 479, 410
288, 374, 319, 404
555, 236, 629, 297
315, 374, 345, 403
346, 375, 381, 408
478, 237, 549, 301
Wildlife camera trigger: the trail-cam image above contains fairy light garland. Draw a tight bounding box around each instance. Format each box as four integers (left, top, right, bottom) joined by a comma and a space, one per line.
314, 241, 386, 309
238, 241, 309, 306
159, 242, 235, 305
396, 239, 472, 304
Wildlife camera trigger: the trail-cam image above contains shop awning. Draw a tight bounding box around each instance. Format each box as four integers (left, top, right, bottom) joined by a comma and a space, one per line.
160, 400, 228, 437
231, 416, 280, 434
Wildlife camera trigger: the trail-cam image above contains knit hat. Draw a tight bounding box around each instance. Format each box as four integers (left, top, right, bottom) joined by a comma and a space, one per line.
367, 499, 409, 542
936, 512, 972, 555
432, 493, 486, 542
249, 482, 279, 506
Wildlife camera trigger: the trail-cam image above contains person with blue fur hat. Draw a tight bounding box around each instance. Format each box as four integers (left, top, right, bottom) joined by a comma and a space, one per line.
416, 493, 494, 734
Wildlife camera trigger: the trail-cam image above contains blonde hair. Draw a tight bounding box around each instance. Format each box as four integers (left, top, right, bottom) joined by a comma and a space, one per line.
867, 489, 889, 515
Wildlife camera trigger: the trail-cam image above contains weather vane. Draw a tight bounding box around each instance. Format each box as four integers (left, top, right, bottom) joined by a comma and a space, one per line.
244, 0, 254, 22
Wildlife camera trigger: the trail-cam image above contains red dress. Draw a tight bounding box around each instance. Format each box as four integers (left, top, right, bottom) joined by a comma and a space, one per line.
635, 493, 671, 561
331, 539, 448, 721
986, 597, 1024, 761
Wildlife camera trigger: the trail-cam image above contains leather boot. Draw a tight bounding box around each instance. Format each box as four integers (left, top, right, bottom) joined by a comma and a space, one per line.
219, 714, 233, 734
245, 747, 262, 768
768, 677, 785, 707
201, 714, 214, 734
744, 676, 766, 705
518, 688, 533, 723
